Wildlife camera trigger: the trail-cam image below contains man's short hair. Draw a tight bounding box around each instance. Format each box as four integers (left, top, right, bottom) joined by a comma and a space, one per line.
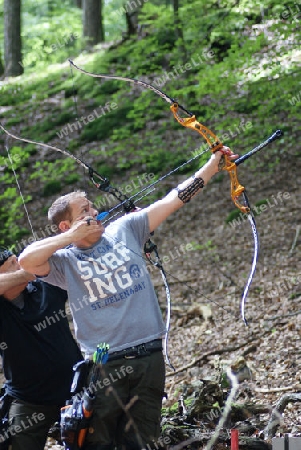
0, 247, 13, 267
48, 191, 87, 230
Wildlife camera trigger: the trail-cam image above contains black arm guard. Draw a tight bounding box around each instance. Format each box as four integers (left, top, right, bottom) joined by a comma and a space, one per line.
175, 175, 205, 204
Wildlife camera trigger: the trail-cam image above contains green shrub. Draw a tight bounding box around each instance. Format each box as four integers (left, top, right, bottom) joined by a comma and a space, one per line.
42, 180, 62, 196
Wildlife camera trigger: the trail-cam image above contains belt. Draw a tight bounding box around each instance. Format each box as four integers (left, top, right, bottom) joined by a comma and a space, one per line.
85, 339, 163, 362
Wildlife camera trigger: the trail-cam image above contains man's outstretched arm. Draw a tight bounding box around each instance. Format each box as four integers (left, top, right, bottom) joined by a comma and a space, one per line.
146, 150, 234, 232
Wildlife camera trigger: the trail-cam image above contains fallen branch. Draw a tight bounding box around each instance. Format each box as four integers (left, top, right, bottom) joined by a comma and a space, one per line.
167, 319, 295, 376
231, 403, 272, 421
289, 224, 301, 255
264, 308, 301, 321
264, 392, 301, 439
255, 386, 299, 394
167, 340, 254, 376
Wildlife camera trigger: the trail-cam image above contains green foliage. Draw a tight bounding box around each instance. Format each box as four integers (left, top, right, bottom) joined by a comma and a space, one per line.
95, 163, 116, 180
97, 80, 122, 96
103, 0, 126, 39
65, 173, 80, 185
42, 180, 62, 196
22, 109, 76, 142
253, 199, 269, 212
0, 0, 300, 247
190, 240, 217, 252
145, 148, 190, 176
225, 209, 245, 224
0, 187, 32, 247
225, 199, 269, 223
79, 105, 135, 143
19, 1, 82, 72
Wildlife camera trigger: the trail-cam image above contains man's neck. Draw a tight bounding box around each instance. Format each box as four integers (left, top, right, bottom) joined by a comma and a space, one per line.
73, 235, 102, 250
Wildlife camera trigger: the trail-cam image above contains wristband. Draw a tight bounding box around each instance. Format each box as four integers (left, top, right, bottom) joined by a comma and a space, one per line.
175, 175, 205, 204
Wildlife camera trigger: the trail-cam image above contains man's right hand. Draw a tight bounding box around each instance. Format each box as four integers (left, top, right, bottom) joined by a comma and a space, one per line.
66, 215, 105, 242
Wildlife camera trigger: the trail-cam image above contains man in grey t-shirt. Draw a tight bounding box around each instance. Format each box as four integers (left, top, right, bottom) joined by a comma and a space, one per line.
20, 148, 236, 450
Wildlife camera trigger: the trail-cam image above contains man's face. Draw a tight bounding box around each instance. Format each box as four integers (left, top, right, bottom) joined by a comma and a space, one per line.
59, 196, 105, 241
69, 197, 98, 224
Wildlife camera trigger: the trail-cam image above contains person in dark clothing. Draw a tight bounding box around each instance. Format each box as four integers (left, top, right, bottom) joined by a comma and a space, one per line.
0, 247, 83, 450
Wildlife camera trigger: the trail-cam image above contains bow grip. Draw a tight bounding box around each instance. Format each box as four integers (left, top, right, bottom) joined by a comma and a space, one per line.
221, 154, 250, 214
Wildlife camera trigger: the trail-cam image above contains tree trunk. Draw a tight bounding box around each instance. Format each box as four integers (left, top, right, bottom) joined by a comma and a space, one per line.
83, 0, 104, 46
0, 50, 4, 76
4, 0, 23, 77
48, 0, 56, 13
172, 0, 187, 62
124, 1, 143, 36
99, 0, 104, 42
74, 0, 82, 7
173, 0, 182, 39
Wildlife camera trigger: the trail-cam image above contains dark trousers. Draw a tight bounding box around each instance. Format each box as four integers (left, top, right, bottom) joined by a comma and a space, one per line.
84, 351, 166, 450
8, 399, 60, 450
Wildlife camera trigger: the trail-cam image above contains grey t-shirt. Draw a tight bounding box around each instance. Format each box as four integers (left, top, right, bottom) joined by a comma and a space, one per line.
42, 210, 165, 355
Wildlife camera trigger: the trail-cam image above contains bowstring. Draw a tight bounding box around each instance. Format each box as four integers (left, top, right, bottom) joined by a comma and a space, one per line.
100, 144, 211, 222
69, 62, 88, 190
5, 143, 36, 239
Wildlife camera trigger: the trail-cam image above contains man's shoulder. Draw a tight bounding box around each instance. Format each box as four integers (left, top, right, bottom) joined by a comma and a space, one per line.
49, 245, 75, 261
110, 209, 148, 229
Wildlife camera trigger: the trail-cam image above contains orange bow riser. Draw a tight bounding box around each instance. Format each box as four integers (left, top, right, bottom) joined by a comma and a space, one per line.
170, 103, 249, 214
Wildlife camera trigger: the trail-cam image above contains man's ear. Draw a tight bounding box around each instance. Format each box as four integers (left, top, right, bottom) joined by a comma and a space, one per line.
59, 220, 71, 233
